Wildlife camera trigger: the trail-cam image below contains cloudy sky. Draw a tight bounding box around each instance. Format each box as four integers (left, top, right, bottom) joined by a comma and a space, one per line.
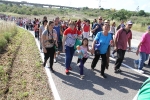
12, 0, 150, 12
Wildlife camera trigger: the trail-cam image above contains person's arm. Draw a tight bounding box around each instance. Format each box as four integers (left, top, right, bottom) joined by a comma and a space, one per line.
136, 42, 142, 55
128, 39, 131, 51
91, 24, 98, 33
39, 27, 42, 41
62, 35, 67, 52
42, 32, 47, 53
114, 30, 120, 50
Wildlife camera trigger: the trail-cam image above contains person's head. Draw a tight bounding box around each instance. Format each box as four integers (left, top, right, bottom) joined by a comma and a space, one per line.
121, 20, 124, 24
86, 20, 90, 25
47, 21, 54, 30
68, 21, 76, 29
43, 16, 47, 21
81, 38, 89, 47
94, 19, 97, 23
112, 21, 116, 26
54, 17, 60, 25
125, 21, 133, 30
147, 26, 150, 33
98, 16, 103, 24
103, 20, 110, 32
42, 20, 48, 26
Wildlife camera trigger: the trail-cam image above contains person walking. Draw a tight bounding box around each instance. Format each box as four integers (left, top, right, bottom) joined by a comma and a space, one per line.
134, 26, 150, 74
76, 38, 91, 79
91, 16, 103, 40
114, 21, 133, 73
42, 21, 58, 73
62, 21, 81, 74
91, 22, 113, 78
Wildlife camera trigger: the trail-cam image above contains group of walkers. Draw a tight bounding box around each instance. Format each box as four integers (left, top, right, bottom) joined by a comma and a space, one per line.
30, 15, 150, 79
1, 15, 150, 79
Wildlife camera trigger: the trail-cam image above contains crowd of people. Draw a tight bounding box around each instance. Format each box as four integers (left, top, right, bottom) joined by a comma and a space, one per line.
1, 15, 150, 79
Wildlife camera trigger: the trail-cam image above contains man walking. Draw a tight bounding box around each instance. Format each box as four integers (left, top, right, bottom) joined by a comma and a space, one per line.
114, 21, 133, 73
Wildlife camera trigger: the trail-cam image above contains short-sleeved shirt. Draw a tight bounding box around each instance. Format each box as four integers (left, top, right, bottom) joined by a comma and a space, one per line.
83, 24, 90, 32
139, 33, 150, 54
92, 23, 103, 35
94, 32, 112, 54
40, 25, 45, 33
42, 29, 57, 48
115, 28, 132, 50
53, 25, 61, 42
64, 27, 81, 47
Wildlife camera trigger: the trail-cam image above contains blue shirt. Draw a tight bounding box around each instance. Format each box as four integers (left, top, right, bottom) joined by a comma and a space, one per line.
94, 32, 112, 54
92, 23, 103, 35
53, 25, 61, 42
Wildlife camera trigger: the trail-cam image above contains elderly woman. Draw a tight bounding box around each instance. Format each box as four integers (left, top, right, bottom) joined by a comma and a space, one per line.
42, 21, 58, 73
91, 21, 113, 78
62, 21, 81, 74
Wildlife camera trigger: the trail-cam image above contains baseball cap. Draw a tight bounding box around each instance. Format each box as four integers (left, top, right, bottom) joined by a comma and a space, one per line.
126, 21, 133, 25
148, 26, 150, 30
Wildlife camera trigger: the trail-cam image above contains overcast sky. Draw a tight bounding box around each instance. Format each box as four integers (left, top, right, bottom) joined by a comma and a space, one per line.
12, 0, 150, 12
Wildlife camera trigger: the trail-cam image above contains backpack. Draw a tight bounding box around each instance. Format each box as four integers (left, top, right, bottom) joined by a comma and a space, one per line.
137, 78, 150, 100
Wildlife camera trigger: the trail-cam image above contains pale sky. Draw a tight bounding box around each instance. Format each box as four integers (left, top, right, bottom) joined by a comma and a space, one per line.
12, 0, 150, 12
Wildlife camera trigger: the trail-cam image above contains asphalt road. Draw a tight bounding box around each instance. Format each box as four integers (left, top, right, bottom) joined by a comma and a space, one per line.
30, 30, 149, 100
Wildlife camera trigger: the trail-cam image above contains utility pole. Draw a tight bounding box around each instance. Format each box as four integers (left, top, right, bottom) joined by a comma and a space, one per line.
99, 0, 101, 8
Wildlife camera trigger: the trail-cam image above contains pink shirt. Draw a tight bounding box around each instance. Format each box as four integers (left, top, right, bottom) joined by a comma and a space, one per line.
80, 46, 89, 58
139, 33, 150, 54
115, 28, 132, 50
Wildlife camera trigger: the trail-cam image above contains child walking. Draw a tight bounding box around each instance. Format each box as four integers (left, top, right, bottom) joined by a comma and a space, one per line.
76, 38, 91, 79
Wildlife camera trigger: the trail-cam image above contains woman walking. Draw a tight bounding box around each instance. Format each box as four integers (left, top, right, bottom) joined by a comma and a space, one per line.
42, 21, 58, 73
62, 21, 81, 74
91, 21, 113, 78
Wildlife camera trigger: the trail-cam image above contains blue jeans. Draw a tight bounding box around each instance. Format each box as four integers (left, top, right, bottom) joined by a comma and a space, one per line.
65, 46, 75, 70
78, 58, 87, 75
135, 52, 149, 70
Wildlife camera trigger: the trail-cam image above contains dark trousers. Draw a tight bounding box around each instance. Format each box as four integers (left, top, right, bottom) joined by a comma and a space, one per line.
115, 49, 126, 69
44, 47, 55, 68
78, 58, 87, 75
91, 54, 107, 75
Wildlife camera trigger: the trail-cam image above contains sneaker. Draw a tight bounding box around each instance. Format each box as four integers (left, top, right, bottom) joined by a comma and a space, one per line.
114, 69, 122, 73
43, 62, 46, 67
80, 75, 84, 79
101, 74, 107, 78
50, 68, 54, 73
137, 70, 144, 74
133, 60, 138, 69
54, 59, 57, 63
65, 69, 69, 75
111, 53, 115, 58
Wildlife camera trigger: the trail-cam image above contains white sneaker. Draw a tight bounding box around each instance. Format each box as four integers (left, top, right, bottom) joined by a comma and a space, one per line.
80, 75, 84, 79
137, 70, 144, 74
111, 53, 115, 58
54, 59, 57, 63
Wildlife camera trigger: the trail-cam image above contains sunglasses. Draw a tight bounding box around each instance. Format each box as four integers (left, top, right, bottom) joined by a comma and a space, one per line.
99, 19, 102, 20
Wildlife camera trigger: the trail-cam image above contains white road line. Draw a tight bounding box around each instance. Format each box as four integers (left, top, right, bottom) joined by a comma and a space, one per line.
110, 57, 150, 78
25, 29, 61, 100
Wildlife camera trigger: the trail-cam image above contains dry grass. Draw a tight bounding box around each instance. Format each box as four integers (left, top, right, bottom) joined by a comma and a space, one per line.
0, 22, 53, 100
0, 20, 17, 52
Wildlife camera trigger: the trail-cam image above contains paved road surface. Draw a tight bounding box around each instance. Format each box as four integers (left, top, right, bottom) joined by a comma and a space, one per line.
30, 30, 149, 100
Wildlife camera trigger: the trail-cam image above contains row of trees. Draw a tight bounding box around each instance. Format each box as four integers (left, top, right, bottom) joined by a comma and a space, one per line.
0, 3, 150, 26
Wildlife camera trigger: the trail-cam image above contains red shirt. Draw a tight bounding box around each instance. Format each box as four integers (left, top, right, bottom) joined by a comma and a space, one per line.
115, 28, 132, 50
64, 27, 81, 47
83, 24, 90, 32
